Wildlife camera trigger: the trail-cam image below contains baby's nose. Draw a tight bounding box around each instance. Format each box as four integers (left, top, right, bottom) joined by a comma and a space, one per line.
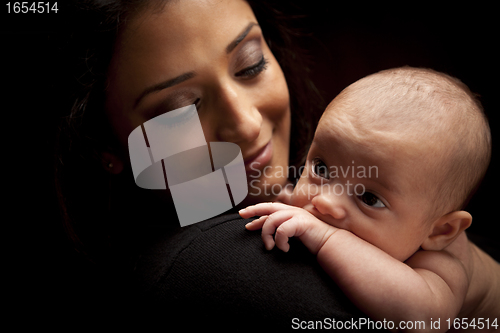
311, 192, 347, 221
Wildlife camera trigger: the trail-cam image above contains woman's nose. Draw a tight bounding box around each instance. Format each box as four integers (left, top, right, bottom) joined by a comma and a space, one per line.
211, 81, 262, 143
311, 190, 347, 221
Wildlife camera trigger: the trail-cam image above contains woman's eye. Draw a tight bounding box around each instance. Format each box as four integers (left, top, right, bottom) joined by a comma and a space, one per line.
358, 192, 386, 208
235, 55, 269, 79
311, 158, 330, 179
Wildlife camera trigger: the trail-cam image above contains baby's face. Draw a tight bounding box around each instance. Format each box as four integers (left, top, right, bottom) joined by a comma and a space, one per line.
291, 107, 436, 262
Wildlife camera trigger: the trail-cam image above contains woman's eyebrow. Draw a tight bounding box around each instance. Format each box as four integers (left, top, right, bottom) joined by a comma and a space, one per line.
134, 22, 259, 110
226, 22, 258, 53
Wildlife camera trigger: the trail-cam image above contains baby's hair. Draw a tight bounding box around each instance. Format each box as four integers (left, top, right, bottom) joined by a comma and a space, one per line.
331, 66, 491, 216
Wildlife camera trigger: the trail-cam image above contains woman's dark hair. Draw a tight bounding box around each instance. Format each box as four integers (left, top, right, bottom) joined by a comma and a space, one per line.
54, 0, 324, 261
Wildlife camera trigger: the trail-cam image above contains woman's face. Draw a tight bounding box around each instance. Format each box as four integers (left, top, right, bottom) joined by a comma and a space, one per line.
105, 0, 291, 206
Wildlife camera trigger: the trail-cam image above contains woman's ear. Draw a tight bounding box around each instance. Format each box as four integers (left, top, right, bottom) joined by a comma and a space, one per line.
421, 211, 472, 251
101, 151, 124, 175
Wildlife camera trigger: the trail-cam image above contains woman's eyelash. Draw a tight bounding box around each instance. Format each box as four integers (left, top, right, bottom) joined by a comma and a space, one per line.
193, 98, 201, 109
151, 99, 201, 129
235, 55, 269, 78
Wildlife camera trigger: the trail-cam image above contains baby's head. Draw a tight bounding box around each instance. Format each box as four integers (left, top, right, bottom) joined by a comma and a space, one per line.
292, 67, 491, 261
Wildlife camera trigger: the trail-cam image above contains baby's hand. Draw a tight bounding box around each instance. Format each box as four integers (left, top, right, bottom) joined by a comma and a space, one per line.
240, 203, 338, 255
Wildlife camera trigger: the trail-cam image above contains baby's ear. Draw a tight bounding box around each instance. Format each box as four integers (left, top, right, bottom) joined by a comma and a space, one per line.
421, 211, 472, 251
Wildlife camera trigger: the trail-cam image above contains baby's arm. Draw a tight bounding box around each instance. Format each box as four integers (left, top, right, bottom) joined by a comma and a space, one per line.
318, 229, 468, 329
241, 203, 469, 332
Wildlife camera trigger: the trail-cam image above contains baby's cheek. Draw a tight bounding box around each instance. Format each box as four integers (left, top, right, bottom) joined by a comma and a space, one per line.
290, 182, 310, 208
378, 236, 420, 262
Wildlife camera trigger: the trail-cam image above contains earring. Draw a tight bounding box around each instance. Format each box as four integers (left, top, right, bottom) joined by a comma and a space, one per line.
101, 152, 123, 174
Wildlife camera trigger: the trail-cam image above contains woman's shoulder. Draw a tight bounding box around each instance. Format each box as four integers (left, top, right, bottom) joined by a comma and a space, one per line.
131, 213, 364, 329
133, 213, 246, 287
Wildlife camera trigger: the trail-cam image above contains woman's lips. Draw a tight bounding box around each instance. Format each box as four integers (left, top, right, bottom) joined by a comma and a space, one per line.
244, 141, 273, 173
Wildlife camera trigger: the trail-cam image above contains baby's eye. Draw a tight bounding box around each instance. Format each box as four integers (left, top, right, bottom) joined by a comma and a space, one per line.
358, 192, 386, 208
311, 158, 330, 179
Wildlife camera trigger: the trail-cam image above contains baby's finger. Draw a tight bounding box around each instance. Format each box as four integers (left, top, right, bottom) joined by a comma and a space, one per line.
239, 202, 296, 219
274, 225, 293, 252
261, 210, 296, 251
275, 227, 291, 252
274, 217, 304, 252
245, 215, 268, 230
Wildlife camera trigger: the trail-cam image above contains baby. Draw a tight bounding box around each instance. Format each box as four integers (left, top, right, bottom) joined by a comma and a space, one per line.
240, 67, 499, 332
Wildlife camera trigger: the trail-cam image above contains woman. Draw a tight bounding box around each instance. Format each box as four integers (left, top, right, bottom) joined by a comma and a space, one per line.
55, 0, 363, 328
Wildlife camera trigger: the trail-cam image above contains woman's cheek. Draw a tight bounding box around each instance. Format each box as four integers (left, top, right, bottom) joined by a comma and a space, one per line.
268, 61, 290, 121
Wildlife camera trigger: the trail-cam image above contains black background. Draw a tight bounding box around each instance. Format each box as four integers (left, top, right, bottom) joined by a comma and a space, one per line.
2, 1, 498, 322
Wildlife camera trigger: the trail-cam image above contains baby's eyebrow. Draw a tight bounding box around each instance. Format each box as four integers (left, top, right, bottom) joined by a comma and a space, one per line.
359, 168, 398, 199
377, 179, 395, 195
